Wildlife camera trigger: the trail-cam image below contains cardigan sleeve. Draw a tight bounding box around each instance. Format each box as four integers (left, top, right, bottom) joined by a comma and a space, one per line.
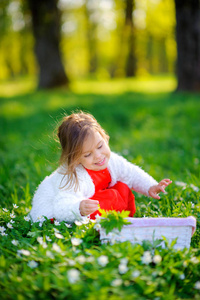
108, 152, 158, 196
30, 168, 91, 223
53, 188, 85, 223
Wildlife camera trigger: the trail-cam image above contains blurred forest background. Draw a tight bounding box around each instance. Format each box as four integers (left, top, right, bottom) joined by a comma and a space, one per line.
0, 0, 200, 91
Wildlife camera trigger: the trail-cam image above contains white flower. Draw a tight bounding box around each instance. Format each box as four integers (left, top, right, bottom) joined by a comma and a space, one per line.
0, 226, 6, 233
179, 274, 185, 280
131, 270, 140, 278
37, 216, 45, 223
120, 258, 128, 265
94, 223, 101, 230
53, 228, 60, 233
118, 263, 129, 274
190, 184, 199, 192
37, 237, 44, 244
17, 249, 31, 256
54, 220, 60, 226
3, 208, 9, 212
190, 257, 199, 264
7, 222, 13, 229
90, 219, 96, 223
81, 218, 90, 224
152, 255, 162, 264
86, 256, 95, 263
46, 236, 52, 242
75, 220, 83, 226
37, 237, 47, 248
111, 278, 123, 287
141, 251, 152, 265
194, 281, 200, 290
175, 181, 187, 187
67, 259, 76, 266
10, 213, 16, 219
97, 255, 109, 267
95, 214, 101, 222
65, 223, 72, 228
27, 260, 38, 269
190, 202, 195, 208
11, 240, 19, 246
52, 243, 62, 253
1, 232, 8, 236
71, 237, 83, 246
67, 269, 80, 284
24, 216, 31, 221
43, 242, 48, 249
46, 250, 55, 259
55, 232, 64, 239
76, 255, 86, 264
13, 204, 19, 209
10, 220, 15, 224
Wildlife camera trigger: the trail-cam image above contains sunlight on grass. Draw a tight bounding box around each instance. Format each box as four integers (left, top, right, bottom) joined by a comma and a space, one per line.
0, 101, 35, 118
0, 75, 177, 98
71, 75, 177, 94
0, 76, 36, 97
0, 75, 177, 119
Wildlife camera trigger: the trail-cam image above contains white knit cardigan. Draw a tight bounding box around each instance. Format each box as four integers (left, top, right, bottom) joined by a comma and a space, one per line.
29, 152, 158, 223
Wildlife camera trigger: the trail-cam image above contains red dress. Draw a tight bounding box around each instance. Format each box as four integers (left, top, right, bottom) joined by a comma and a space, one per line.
86, 168, 136, 219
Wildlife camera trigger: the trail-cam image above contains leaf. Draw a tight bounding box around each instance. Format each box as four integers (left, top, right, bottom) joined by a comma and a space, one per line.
0, 255, 6, 268
27, 231, 40, 238
99, 209, 131, 234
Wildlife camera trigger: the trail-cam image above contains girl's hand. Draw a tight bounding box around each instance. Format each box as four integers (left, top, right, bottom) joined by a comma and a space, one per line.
148, 179, 172, 199
79, 199, 99, 216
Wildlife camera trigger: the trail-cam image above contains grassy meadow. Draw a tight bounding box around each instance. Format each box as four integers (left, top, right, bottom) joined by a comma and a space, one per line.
0, 76, 200, 299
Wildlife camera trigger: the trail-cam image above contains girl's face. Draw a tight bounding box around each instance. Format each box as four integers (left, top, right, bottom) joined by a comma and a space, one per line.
79, 131, 111, 171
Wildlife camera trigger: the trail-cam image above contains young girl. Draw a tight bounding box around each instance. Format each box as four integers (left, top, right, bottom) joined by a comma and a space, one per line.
30, 112, 172, 223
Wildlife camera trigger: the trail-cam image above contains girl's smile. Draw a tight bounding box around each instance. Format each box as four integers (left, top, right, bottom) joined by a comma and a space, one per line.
79, 131, 110, 171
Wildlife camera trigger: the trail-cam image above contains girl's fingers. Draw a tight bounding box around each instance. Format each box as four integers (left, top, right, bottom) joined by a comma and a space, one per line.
150, 191, 160, 199
84, 200, 99, 214
161, 179, 172, 185
80, 200, 99, 216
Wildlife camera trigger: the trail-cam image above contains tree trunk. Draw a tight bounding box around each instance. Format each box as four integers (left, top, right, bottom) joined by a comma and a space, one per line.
175, 0, 200, 91
84, 2, 98, 74
27, 0, 69, 89
125, 0, 136, 77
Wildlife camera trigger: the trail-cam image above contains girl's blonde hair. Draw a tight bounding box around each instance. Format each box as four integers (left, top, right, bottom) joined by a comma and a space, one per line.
57, 111, 109, 190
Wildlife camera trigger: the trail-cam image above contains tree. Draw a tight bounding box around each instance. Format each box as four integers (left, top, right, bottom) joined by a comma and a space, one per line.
84, 1, 98, 74
27, 0, 69, 89
175, 0, 200, 91
125, 0, 136, 77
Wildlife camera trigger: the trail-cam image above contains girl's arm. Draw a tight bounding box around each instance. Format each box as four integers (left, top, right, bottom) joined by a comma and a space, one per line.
53, 189, 87, 223
148, 179, 172, 199
109, 152, 159, 196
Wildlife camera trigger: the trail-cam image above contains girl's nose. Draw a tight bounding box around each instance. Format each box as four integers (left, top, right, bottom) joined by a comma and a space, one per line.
94, 150, 101, 160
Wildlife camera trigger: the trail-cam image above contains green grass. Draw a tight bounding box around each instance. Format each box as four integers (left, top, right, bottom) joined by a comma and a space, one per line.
0, 76, 200, 299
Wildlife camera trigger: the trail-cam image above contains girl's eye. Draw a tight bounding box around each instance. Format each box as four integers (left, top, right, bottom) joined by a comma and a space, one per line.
98, 144, 103, 149
84, 153, 91, 158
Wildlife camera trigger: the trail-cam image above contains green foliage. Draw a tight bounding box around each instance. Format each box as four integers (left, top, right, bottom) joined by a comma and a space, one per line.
99, 209, 131, 234
0, 0, 176, 80
0, 207, 200, 300
0, 76, 200, 299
